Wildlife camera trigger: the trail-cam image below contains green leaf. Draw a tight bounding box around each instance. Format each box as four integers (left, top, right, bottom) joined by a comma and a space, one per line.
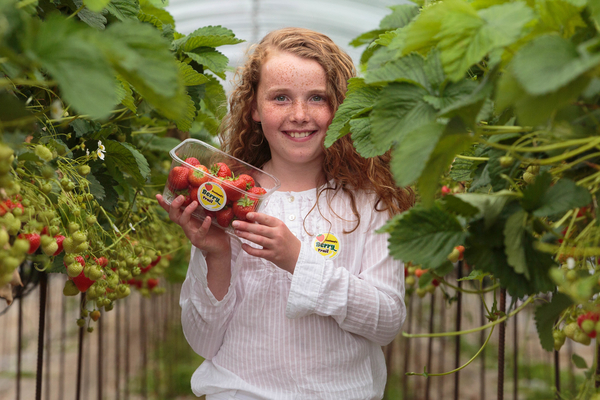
29, 14, 118, 119
349, 29, 387, 47
325, 78, 381, 147
178, 61, 208, 86
370, 83, 437, 154
532, 178, 593, 217
0, 90, 32, 122
417, 121, 474, 207
201, 74, 227, 120
172, 25, 243, 52
73, 0, 107, 29
572, 353, 589, 369
135, 134, 181, 152
390, 122, 445, 187
103, 139, 150, 185
379, 4, 420, 30
83, 0, 111, 12
534, 292, 573, 352
105, 0, 139, 21
512, 35, 600, 96
521, 171, 553, 212
185, 48, 228, 79
436, 1, 534, 81
86, 172, 106, 201
380, 203, 467, 270
536, 0, 586, 38
457, 269, 489, 281
454, 191, 515, 230
173, 92, 196, 132
365, 53, 432, 88
116, 76, 136, 113
140, 0, 175, 26
350, 117, 385, 158
70, 119, 101, 137
503, 208, 528, 278
441, 194, 481, 218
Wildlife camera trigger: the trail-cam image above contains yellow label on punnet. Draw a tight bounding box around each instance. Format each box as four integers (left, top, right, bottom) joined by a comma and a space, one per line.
198, 181, 226, 211
312, 233, 341, 259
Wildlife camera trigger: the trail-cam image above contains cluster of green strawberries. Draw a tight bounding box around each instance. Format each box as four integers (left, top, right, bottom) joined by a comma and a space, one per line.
0, 141, 187, 329
167, 157, 267, 228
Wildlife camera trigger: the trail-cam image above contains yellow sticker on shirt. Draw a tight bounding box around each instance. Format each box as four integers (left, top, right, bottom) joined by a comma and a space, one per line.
312, 233, 341, 259
198, 181, 226, 211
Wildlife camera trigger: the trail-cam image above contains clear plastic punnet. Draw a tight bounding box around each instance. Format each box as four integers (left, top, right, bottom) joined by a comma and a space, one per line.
162, 139, 281, 235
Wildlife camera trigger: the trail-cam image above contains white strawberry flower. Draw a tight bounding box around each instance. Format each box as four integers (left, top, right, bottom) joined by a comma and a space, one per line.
97, 140, 106, 160
129, 222, 136, 231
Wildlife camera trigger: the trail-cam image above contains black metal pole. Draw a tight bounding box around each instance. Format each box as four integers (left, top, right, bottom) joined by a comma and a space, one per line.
498, 288, 507, 400
453, 261, 463, 400
35, 272, 48, 400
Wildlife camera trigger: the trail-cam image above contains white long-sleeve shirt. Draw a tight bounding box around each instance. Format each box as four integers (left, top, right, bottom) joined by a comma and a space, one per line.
180, 186, 406, 400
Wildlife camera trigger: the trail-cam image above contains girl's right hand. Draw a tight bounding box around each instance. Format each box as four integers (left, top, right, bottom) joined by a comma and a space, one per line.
156, 194, 231, 257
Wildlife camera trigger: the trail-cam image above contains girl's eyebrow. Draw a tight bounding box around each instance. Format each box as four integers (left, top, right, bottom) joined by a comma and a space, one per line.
263, 87, 328, 94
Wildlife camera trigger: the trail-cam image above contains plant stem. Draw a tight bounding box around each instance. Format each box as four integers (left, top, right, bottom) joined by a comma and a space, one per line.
441, 279, 499, 294
403, 296, 535, 338
406, 325, 495, 377
455, 155, 489, 161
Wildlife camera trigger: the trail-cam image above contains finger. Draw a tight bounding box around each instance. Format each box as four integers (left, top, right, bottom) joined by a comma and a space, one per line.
167, 195, 186, 221
242, 242, 266, 257
179, 201, 199, 226
155, 194, 170, 212
232, 220, 274, 240
246, 212, 278, 227
235, 228, 270, 248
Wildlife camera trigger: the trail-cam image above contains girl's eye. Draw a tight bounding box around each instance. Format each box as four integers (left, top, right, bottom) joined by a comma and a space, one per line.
275, 95, 287, 101
312, 95, 325, 102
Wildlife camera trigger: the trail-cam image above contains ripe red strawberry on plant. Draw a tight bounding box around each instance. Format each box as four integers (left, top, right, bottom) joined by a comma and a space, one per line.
188, 165, 210, 187
18, 232, 41, 254
211, 162, 232, 179
53, 235, 65, 256
216, 206, 234, 227
168, 166, 190, 191
577, 311, 600, 338
233, 195, 258, 221
147, 278, 159, 290
68, 256, 95, 292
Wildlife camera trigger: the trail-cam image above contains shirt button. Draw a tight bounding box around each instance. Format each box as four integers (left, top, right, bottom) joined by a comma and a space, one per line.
288, 215, 296, 221
288, 196, 294, 203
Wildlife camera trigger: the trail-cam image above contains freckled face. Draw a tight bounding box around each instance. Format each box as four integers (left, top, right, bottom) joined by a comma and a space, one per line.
252, 51, 332, 169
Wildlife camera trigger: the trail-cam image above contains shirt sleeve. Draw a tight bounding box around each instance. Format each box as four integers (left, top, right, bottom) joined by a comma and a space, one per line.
179, 243, 240, 359
285, 209, 405, 346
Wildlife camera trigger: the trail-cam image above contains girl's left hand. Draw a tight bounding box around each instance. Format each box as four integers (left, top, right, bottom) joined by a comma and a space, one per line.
232, 212, 300, 274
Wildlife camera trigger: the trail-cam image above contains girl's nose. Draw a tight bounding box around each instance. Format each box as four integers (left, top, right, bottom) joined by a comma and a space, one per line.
290, 101, 309, 122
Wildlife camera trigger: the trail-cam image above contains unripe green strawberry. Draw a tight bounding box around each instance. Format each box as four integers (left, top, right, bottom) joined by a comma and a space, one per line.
75, 241, 88, 253
426, 283, 436, 294
416, 288, 427, 298
77, 165, 91, 176
68, 222, 80, 234
566, 270, 578, 282
3, 256, 20, 271
40, 183, 52, 194
406, 276, 416, 286
117, 286, 131, 299
553, 330, 566, 351
41, 235, 54, 247
63, 254, 75, 265
42, 241, 58, 256
107, 291, 117, 301
87, 327, 94, 333
499, 156, 514, 168
104, 302, 114, 312
563, 322, 579, 339
49, 226, 60, 236
118, 268, 129, 278
89, 266, 103, 281
63, 280, 80, 296
0, 229, 8, 247
72, 231, 87, 244
62, 237, 76, 254
41, 165, 54, 179
67, 262, 84, 278
35, 145, 54, 162
86, 215, 97, 225
573, 329, 592, 345
581, 319, 595, 335
526, 165, 540, 175
523, 172, 536, 184
95, 285, 106, 296
132, 266, 141, 276
76, 318, 86, 327
11, 239, 30, 256
141, 256, 152, 267
86, 286, 98, 300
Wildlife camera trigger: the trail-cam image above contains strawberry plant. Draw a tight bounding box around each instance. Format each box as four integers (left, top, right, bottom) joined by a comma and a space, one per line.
327, 0, 600, 396
0, 0, 241, 327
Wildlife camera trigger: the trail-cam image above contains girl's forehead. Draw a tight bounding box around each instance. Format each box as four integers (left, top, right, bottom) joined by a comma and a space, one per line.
259, 51, 327, 86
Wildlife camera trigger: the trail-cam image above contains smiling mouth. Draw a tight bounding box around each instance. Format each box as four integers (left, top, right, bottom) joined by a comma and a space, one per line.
284, 131, 315, 138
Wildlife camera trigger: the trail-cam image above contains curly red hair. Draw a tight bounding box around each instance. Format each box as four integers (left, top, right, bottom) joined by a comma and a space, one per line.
220, 27, 415, 231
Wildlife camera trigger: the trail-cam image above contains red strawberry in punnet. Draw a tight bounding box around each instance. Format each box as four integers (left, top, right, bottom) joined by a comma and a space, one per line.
238, 174, 255, 190
184, 157, 201, 167
211, 162, 232, 178
188, 165, 210, 187
224, 175, 248, 202
216, 206, 234, 227
168, 166, 190, 191
233, 195, 258, 221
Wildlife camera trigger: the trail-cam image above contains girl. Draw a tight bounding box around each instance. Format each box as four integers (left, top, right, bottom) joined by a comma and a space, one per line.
157, 27, 415, 400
